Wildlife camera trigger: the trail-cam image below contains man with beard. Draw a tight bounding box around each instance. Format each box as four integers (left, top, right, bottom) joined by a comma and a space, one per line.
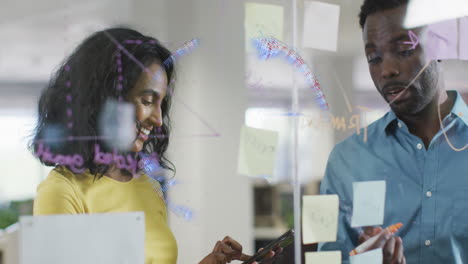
318, 0, 468, 263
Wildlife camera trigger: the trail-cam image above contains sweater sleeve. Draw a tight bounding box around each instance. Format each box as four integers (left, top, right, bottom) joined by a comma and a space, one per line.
33, 172, 84, 215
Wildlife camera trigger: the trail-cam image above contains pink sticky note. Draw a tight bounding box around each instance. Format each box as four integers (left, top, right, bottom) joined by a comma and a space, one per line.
459, 17, 468, 60
425, 19, 458, 60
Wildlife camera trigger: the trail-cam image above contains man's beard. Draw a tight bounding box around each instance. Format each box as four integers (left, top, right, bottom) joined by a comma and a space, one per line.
390, 61, 439, 116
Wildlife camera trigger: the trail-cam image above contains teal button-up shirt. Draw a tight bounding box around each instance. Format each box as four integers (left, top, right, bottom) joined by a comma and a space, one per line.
318, 91, 468, 263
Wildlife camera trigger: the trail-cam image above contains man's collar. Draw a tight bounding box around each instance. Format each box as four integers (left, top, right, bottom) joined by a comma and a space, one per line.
451, 90, 468, 126
382, 111, 398, 132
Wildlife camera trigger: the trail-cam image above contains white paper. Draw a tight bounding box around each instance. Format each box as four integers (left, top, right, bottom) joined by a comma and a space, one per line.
350, 248, 383, 264
302, 195, 339, 244
19, 212, 145, 264
305, 251, 341, 264
237, 125, 279, 178
302, 1, 340, 51
404, 0, 468, 28
351, 181, 386, 227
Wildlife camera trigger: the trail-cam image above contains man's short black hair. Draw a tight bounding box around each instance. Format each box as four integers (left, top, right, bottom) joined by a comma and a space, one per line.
359, 0, 409, 29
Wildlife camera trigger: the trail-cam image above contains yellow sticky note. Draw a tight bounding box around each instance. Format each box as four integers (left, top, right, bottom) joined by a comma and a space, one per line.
245, 2, 284, 51
305, 251, 341, 264
237, 125, 278, 177
302, 195, 339, 244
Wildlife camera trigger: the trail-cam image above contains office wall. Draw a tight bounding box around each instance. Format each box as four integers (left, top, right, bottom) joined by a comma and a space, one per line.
165, 0, 254, 262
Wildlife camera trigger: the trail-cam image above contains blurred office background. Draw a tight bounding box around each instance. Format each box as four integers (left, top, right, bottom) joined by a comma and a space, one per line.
0, 0, 467, 263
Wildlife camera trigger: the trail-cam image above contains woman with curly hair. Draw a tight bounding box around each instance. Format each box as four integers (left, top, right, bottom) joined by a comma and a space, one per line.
30, 27, 274, 264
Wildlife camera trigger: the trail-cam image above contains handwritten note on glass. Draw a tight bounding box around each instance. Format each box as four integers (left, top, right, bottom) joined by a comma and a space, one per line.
350, 248, 383, 264
351, 181, 386, 227
305, 251, 341, 264
237, 125, 278, 178
302, 195, 339, 244
302, 1, 340, 52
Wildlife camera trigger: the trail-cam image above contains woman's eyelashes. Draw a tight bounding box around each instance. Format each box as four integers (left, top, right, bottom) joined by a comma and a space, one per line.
141, 97, 154, 106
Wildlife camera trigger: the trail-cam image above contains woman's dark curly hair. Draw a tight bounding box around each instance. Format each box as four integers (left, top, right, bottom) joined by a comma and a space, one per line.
29, 27, 175, 176
359, 0, 409, 29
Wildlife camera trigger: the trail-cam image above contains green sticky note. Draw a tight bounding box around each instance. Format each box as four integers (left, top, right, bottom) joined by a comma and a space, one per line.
245, 2, 284, 52
237, 125, 278, 177
302, 195, 339, 244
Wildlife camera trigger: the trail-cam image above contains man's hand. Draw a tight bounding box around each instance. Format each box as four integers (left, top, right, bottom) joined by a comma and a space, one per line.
357, 227, 406, 264
199, 236, 251, 264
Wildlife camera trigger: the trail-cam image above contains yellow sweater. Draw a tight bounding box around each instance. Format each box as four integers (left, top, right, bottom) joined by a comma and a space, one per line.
33, 166, 178, 264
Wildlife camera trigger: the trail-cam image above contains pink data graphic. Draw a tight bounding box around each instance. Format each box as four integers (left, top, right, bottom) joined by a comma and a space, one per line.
252, 37, 329, 111
403, 30, 419, 50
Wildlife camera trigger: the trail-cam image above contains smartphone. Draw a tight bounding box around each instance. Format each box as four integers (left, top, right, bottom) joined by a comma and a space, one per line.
242, 229, 294, 264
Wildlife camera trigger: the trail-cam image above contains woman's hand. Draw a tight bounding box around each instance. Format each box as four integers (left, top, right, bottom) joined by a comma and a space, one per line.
254, 247, 283, 264
199, 236, 251, 264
